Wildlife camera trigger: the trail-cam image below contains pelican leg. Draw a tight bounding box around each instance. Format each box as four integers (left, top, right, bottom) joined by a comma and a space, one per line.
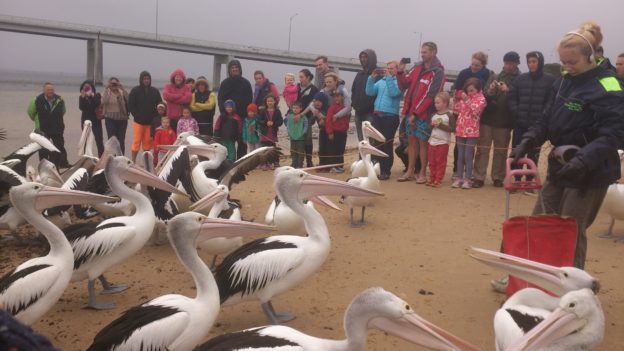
209, 255, 218, 273
87, 280, 115, 310
261, 301, 295, 325
597, 218, 616, 239
99, 275, 129, 295
350, 208, 362, 228
360, 207, 367, 225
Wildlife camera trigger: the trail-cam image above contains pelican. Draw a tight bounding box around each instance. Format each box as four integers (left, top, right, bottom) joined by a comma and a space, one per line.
86, 213, 275, 351
342, 140, 388, 227
78, 119, 98, 158
505, 288, 604, 351
350, 121, 386, 178
3, 131, 60, 176
195, 287, 480, 351
64, 156, 186, 309
191, 184, 243, 270
215, 167, 382, 324
0, 183, 114, 325
597, 183, 624, 241
0, 165, 28, 235
37, 159, 64, 187
264, 194, 340, 235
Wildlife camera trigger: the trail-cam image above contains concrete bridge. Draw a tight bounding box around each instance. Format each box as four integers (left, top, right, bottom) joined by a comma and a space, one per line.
0, 14, 457, 88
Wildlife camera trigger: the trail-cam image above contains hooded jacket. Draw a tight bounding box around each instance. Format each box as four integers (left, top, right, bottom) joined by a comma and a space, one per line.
524, 65, 624, 188
351, 49, 379, 114
163, 68, 192, 120
129, 71, 163, 125
507, 51, 556, 129
397, 57, 446, 120
253, 78, 280, 108
78, 80, 101, 123
217, 60, 253, 119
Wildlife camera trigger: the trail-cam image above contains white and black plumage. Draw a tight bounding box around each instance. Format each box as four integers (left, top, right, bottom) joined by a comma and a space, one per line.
2, 131, 60, 177
194, 287, 481, 351
63, 156, 186, 309
215, 167, 382, 324
0, 183, 114, 325
86, 213, 275, 351
152, 145, 198, 221
342, 140, 388, 227
0, 165, 27, 234
264, 194, 340, 235
505, 288, 604, 351
349, 121, 386, 178
36, 159, 64, 188
78, 120, 99, 159
45, 168, 97, 220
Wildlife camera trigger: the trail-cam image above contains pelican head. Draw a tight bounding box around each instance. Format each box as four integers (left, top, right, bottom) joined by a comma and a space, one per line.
346, 288, 480, 351
470, 247, 599, 296
105, 156, 187, 196
78, 120, 93, 153
357, 140, 388, 158
362, 121, 385, 143
191, 184, 229, 212
274, 167, 383, 202
10, 182, 116, 213
506, 288, 604, 351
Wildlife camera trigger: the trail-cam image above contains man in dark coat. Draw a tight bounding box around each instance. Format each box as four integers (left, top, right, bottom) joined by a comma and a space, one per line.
351, 49, 378, 141
507, 51, 556, 191
218, 60, 253, 159
27, 82, 68, 167
128, 70, 162, 162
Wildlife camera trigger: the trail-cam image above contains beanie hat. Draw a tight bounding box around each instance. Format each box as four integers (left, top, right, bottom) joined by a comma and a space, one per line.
157, 102, 166, 110
313, 91, 328, 101
195, 76, 209, 87
503, 51, 521, 63
247, 103, 258, 113
224, 99, 236, 109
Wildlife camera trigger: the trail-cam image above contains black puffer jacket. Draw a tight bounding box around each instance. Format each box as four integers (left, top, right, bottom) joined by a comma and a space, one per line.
351, 49, 378, 114
128, 71, 162, 125
524, 65, 624, 188
508, 52, 556, 129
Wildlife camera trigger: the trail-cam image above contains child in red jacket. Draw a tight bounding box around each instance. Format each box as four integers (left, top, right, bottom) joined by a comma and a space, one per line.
153, 116, 177, 166
325, 90, 351, 173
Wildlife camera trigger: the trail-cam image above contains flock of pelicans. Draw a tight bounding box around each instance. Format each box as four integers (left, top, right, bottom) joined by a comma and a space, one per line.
0, 121, 610, 350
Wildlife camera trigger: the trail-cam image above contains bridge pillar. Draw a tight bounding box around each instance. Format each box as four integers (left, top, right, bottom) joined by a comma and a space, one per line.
87, 36, 103, 85
212, 54, 234, 90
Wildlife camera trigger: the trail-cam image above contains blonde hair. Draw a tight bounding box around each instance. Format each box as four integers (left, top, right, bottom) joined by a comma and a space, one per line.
435, 91, 451, 105
386, 60, 399, 67
324, 72, 340, 82
559, 21, 603, 62
285, 72, 295, 80
472, 51, 488, 66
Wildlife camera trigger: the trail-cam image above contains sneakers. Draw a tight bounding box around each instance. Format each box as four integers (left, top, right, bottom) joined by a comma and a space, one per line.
490, 276, 509, 294
378, 173, 390, 180
471, 179, 484, 188
493, 179, 504, 187
451, 179, 463, 188
461, 179, 472, 189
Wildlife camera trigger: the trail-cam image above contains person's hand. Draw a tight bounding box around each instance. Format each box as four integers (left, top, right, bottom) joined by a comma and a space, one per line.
328, 133, 334, 141
488, 81, 498, 94
267, 121, 273, 127
461, 92, 468, 101
80, 91, 86, 98
509, 138, 535, 164
332, 115, 338, 122
294, 114, 300, 123
398, 61, 406, 72
498, 82, 509, 93
556, 156, 588, 185
408, 115, 415, 127
431, 119, 440, 127
318, 118, 325, 126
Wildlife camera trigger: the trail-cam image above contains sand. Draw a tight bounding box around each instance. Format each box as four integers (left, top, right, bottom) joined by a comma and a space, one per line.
1, 85, 623, 350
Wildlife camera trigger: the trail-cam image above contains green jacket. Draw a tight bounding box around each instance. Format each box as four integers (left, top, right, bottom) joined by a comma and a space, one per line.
27, 94, 67, 133
481, 68, 520, 128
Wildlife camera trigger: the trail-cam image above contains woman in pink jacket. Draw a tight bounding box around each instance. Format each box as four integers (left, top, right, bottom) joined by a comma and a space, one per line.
163, 68, 192, 130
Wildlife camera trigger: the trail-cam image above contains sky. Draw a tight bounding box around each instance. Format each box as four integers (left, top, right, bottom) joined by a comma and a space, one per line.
1, 0, 623, 87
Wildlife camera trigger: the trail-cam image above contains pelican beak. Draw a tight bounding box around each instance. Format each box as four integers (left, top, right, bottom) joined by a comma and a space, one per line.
298, 173, 383, 200
158, 145, 180, 151
185, 144, 217, 159
360, 142, 389, 158
506, 307, 587, 351
301, 163, 344, 172
469, 247, 598, 296
49, 164, 65, 184
30, 131, 60, 153
369, 312, 482, 351
121, 163, 187, 196
0, 159, 21, 168
190, 188, 226, 212
308, 195, 341, 211
35, 186, 117, 211
198, 217, 276, 241
78, 121, 92, 155
364, 123, 386, 143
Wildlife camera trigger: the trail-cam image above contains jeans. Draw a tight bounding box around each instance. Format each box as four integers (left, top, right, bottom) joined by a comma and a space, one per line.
355, 112, 373, 141
454, 137, 478, 180
371, 113, 400, 175
105, 118, 129, 155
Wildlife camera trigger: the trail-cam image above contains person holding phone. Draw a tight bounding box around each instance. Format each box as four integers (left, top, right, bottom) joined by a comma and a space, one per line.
351, 49, 379, 141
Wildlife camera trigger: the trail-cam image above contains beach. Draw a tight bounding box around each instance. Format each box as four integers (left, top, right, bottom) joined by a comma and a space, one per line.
1, 80, 623, 350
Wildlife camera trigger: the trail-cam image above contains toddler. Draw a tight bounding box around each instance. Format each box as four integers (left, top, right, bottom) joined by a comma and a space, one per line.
214, 100, 242, 161
176, 105, 199, 136
282, 73, 299, 112
427, 92, 455, 187
243, 103, 261, 152
153, 116, 177, 166
284, 101, 308, 168
258, 94, 283, 169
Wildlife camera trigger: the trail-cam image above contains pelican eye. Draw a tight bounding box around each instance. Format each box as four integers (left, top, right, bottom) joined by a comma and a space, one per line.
563, 272, 569, 278
404, 304, 411, 311
197, 216, 203, 222
569, 302, 576, 308
33, 185, 40, 190
299, 173, 304, 178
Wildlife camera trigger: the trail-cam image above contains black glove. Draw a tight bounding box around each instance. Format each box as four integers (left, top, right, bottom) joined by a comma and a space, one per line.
509, 138, 535, 163
556, 156, 588, 185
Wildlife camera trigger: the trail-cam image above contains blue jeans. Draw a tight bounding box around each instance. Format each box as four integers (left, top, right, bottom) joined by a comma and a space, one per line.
454, 137, 478, 179
105, 118, 128, 155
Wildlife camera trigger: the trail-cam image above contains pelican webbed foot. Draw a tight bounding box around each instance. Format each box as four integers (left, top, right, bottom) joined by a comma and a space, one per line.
262, 301, 295, 325
86, 279, 115, 310
98, 275, 129, 295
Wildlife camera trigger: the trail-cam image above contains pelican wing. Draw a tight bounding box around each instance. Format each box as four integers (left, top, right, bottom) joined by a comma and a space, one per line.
0, 263, 60, 316
46, 168, 90, 217
86, 169, 111, 195
87, 301, 189, 351
195, 326, 304, 351
218, 147, 282, 189
216, 237, 305, 302
65, 222, 136, 270
0, 165, 26, 208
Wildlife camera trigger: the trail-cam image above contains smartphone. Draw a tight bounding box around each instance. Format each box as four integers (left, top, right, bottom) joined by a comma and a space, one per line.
400, 57, 411, 64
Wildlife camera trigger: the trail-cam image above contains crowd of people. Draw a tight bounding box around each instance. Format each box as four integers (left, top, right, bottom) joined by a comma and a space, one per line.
26, 21, 624, 271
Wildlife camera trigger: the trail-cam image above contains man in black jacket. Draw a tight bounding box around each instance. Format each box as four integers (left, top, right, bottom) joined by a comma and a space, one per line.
218, 60, 253, 159
27, 82, 68, 167
507, 51, 556, 193
128, 71, 162, 162
351, 49, 378, 141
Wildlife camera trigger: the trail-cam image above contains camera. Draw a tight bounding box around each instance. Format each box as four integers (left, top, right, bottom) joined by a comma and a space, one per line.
496, 81, 504, 87
400, 57, 411, 64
